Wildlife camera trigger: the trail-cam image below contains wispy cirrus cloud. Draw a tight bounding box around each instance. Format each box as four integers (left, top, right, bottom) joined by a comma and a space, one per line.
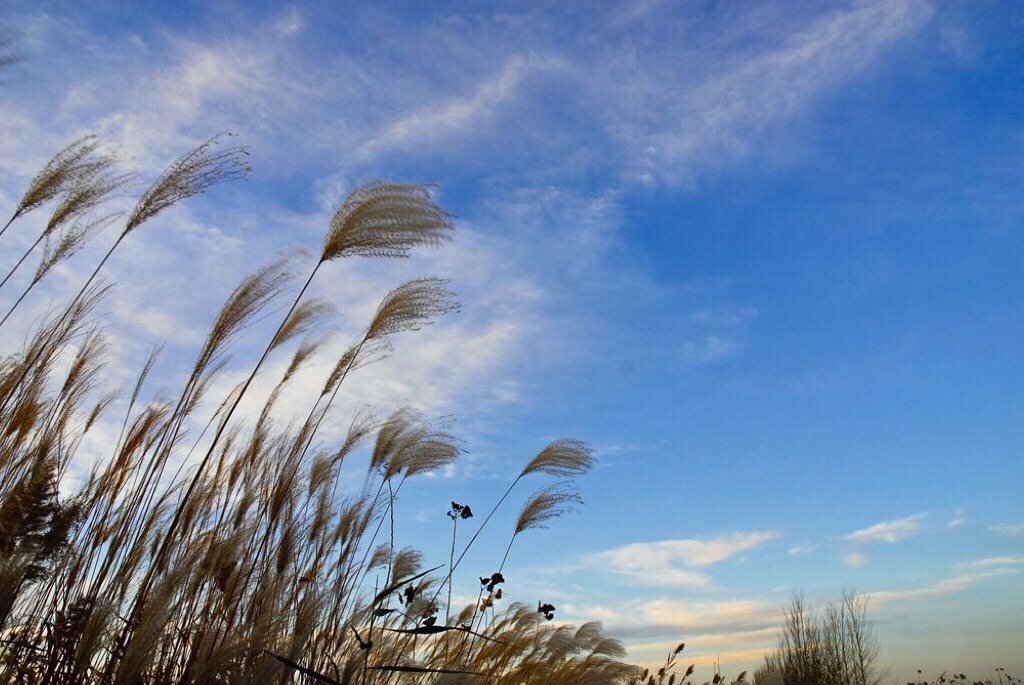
844, 513, 927, 544
356, 53, 562, 162
990, 523, 1024, 537
599, 0, 934, 184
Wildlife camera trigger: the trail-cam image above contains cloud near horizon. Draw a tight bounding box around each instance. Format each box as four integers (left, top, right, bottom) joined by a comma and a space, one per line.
868, 565, 1020, 606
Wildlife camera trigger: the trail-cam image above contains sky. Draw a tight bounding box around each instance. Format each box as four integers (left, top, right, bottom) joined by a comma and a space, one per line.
1, 0, 1023, 680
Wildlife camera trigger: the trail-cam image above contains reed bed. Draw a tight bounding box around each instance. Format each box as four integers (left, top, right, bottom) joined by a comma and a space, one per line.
0, 134, 640, 684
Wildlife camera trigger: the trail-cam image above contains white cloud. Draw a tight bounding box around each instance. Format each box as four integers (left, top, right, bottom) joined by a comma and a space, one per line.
638, 597, 778, 631
946, 507, 966, 529
2, 1, 934, 194
990, 523, 1024, 537
788, 543, 817, 556
681, 335, 740, 364
690, 307, 759, 326
93, 26, 294, 166
601, 0, 933, 184
357, 53, 561, 161
605, 0, 670, 30
843, 552, 866, 568
966, 556, 1024, 569
272, 6, 305, 36
844, 513, 927, 544
561, 595, 781, 641
868, 566, 1019, 606
591, 531, 780, 587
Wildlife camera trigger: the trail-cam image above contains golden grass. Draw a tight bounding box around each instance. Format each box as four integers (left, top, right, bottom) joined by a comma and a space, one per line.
0, 132, 640, 684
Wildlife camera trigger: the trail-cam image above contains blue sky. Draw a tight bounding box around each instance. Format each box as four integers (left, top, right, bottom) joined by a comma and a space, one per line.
1, 0, 1023, 679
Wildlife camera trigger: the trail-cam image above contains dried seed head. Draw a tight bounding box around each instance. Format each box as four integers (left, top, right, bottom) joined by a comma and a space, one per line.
369, 408, 417, 474
270, 297, 334, 351
365, 278, 458, 343
194, 252, 297, 376
514, 483, 582, 534
15, 136, 104, 219
124, 132, 250, 235
520, 439, 594, 479
281, 335, 327, 384
321, 343, 361, 397
386, 417, 460, 480
322, 182, 452, 262
44, 154, 132, 236
34, 213, 119, 283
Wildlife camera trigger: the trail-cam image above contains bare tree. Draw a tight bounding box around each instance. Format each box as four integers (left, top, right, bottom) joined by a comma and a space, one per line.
755, 590, 886, 685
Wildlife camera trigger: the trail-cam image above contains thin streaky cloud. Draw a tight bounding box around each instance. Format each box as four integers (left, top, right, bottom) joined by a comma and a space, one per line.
356, 53, 562, 162
610, 0, 933, 184
868, 567, 1019, 606
627, 627, 779, 654
966, 556, 1024, 569
844, 512, 927, 544
562, 596, 781, 639
788, 543, 818, 556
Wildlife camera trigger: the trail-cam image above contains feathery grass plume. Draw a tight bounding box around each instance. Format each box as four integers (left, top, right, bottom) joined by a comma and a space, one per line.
440, 439, 595, 600
34, 212, 120, 283
193, 252, 298, 379
41, 157, 132, 238
321, 344, 362, 397
397, 423, 460, 479
112, 556, 193, 685
365, 277, 459, 343
369, 409, 417, 475
499, 484, 581, 572
318, 279, 458, 400
368, 543, 392, 573
0, 145, 129, 295
389, 547, 423, 587
315, 277, 458, 416
71, 596, 115, 678
0, 214, 119, 331
1, 135, 103, 238
281, 335, 328, 385
366, 413, 461, 510
0, 281, 109, 418
124, 132, 250, 235
3, 137, 250, 425
80, 254, 288, 593
301, 412, 374, 502
322, 182, 453, 262
270, 297, 335, 351
520, 439, 594, 478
